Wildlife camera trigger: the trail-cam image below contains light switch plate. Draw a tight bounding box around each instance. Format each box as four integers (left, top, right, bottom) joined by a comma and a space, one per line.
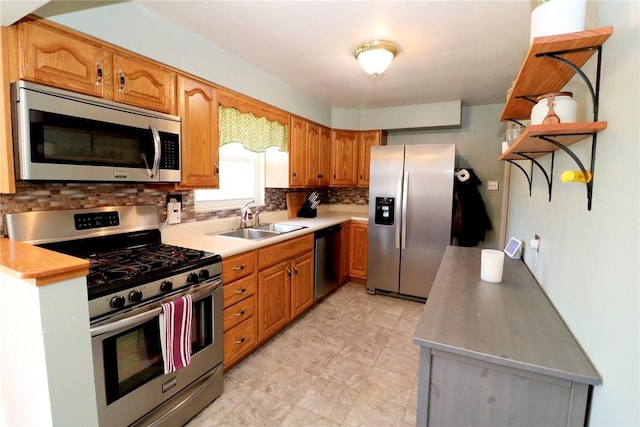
488, 180, 499, 191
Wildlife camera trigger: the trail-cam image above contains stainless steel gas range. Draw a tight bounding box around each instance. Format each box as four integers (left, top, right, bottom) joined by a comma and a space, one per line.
6, 205, 223, 427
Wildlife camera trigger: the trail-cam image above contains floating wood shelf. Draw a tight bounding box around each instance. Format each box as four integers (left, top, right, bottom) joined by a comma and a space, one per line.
499, 122, 607, 161
500, 26, 613, 122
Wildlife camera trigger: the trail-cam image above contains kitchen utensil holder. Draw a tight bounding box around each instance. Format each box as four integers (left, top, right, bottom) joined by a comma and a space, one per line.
297, 200, 317, 218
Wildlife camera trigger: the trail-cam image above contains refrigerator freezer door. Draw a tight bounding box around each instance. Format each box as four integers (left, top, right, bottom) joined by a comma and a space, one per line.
399, 144, 455, 298
367, 145, 405, 294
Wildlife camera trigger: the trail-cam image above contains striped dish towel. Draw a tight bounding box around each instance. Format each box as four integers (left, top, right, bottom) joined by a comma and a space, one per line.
159, 294, 193, 374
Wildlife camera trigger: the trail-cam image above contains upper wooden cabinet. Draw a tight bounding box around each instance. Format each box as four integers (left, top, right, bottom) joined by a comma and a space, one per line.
13, 20, 107, 98
330, 129, 381, 187
113, 53, 176, 114
303, 122, 331, 187
330, 130, 358, 187
357, 131, 381, 187
289, 116, 306, 187
176, 75, 219, 188
12, 19, 176, 114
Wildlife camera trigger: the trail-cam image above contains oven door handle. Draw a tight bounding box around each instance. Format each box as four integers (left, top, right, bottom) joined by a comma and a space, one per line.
90, 278, 221, 338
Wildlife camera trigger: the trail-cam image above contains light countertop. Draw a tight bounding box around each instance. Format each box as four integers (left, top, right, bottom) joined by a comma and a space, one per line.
161, 205, 368, 258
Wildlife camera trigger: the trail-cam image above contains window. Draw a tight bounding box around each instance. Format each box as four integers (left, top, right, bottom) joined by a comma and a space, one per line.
194, 142, 265, 211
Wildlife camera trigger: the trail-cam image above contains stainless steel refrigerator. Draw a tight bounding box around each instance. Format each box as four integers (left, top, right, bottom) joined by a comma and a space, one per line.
367, 144, 455, 299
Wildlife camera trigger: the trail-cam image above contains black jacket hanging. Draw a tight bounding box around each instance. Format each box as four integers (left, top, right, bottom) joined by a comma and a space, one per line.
453, 168, 492, 247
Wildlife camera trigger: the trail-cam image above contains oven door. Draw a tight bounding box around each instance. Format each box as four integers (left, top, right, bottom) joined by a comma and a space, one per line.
90, 279, 222, 427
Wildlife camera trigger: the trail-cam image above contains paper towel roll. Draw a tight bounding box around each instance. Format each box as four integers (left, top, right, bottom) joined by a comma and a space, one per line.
481, 249, 505, 283
530, 0, 586, 43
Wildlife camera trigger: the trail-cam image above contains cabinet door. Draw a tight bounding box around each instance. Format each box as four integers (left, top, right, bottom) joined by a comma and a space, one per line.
177, 76, 219, 188
113, 53, 176, 113
318, 126, 331, 186
290, 251, 314, 319
304, 122, 320, 186
17, 22, 106, 97
350, 222, 368, 280
339, 222, 352, 285
289, 116, 306, 187
257, 261, 291, 343
357, 131, 381, 187
330, 130, 358, 187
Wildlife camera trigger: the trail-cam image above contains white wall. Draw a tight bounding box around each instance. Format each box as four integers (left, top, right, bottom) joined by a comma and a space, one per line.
386, 104, 507, 249
506, 2, 639, 425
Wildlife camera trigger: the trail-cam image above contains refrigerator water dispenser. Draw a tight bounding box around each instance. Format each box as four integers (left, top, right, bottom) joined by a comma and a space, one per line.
374, 197, 395, 225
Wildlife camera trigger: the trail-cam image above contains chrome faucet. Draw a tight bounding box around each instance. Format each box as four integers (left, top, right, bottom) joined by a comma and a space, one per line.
239, 200, 255, 228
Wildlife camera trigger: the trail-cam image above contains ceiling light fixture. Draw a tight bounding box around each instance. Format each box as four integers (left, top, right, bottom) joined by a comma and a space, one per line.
354, 40, 398, 78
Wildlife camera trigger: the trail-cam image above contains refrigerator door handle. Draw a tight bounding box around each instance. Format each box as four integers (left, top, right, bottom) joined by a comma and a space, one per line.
401, 170, 409, 250
396, 170, 403, 249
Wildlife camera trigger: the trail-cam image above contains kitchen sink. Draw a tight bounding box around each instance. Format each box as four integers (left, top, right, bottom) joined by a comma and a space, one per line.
251, 223, 306, 233
212, 223, 306, 240
216, 228, 279, 240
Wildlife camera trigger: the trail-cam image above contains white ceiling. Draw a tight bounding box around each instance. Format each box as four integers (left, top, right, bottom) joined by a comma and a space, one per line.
139, 0, 535, 110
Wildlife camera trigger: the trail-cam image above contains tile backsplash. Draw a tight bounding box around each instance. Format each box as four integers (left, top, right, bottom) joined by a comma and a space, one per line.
0, 183, 368, 237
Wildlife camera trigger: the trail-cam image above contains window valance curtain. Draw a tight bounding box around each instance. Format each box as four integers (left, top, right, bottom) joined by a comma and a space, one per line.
219, 106, 289, 153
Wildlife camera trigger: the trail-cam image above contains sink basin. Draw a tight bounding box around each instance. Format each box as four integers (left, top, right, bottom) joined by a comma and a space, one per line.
216, 228, 279, 240
251, 223, 306, 233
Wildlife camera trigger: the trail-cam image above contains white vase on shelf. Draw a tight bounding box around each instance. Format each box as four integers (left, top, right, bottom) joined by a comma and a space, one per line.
530, 0, 587, 43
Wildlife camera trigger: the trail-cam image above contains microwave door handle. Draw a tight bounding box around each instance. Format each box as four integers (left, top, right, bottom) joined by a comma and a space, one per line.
149, 120, 162, 178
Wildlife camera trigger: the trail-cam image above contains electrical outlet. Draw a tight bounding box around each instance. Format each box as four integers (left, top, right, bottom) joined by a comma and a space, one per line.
167, 201, 181, 225
487, 180, 499, 191
530, 234, 540, 250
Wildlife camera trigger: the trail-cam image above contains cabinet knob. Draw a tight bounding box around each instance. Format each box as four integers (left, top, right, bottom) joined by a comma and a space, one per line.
214, 163, 219, 174
118, 70, 125, 93
294, 265, 299, 276
287, 267, 291, 277
233, 287, 247, 295
233, 336, 247, 345
232, 264, 246, 271
292, 170, 297, 178
96, 61, 102, 87
233, 309, 246, 317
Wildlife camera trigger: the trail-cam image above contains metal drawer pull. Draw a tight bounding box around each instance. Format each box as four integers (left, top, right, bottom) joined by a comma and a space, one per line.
233, 336, 246, 345
232, 264, 246, 271
233, 309, 246, 317
233, 287, 247, 294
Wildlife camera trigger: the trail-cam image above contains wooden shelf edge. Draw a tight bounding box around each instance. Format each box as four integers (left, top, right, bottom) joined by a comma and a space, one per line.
498, 121, 607, 161
500, 26, 614, 122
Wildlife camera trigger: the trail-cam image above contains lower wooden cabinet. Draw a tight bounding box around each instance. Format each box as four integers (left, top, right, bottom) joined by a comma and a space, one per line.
223, 316, 257, 370
222, 251, 257, 370
338, 222, 351, 285
257, 234, 314, 343
350, 221, 368, 281
290, 251, 314, 318
257, 260, 291, 343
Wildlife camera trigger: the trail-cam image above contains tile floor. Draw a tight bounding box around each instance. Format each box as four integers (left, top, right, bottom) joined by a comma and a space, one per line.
187, 282, 425, 427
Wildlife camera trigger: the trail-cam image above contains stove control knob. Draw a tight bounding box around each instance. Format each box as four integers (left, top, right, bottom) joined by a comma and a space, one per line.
128, 290, 143, 303
109, 295, 126, 309
187, 273, 199, 284
199, 269, 210, 280
160, 281, 173, 292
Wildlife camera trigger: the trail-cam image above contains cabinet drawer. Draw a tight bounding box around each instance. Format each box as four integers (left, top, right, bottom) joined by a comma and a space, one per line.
222, 251, 256, 284
223, 274, 256, 308
223, 317, 257, 369
258, 233, 313, 269
223, 295, 255, 332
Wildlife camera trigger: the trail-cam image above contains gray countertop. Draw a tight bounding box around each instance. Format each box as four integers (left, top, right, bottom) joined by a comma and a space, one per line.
413, 246, 601, 385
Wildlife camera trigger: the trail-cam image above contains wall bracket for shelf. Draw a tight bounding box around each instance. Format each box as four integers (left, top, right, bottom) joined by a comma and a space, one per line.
536, 45, 603, 122
538, 135, 596, 210
507, 151, 554, 201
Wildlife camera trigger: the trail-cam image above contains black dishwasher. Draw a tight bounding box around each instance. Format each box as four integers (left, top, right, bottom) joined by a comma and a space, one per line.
314, 223, 342, 301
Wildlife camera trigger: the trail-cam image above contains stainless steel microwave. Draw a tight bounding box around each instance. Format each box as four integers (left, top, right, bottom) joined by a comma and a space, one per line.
11, 80, 181, 183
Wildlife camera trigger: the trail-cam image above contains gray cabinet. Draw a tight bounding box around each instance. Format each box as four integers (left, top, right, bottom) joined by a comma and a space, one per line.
413, 246, 600, 426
